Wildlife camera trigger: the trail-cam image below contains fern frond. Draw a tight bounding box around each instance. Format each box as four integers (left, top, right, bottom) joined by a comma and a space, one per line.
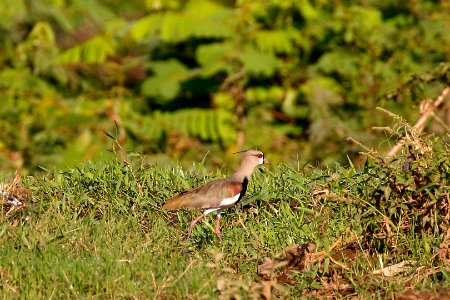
146, 109, 237, 146
253, 30, 295, 54
131, 14, 162, 41
58, 36, 115, 64
159, 0, 234, 43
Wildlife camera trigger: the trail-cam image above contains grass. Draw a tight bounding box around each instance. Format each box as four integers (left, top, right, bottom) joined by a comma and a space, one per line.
1, 131, 449, 298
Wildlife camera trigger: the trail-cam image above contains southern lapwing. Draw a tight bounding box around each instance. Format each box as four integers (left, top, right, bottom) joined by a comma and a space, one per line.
163, 150, 268, 241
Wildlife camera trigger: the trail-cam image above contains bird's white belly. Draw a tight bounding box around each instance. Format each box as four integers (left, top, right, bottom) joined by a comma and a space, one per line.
219, 193, 241, 207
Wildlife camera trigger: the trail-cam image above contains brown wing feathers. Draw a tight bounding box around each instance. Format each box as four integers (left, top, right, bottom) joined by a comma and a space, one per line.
163, 179, 243, 211
162, 190, 194, 211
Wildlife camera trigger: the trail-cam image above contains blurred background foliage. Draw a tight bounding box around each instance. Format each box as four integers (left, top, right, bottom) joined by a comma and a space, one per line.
0, 0, 449, 173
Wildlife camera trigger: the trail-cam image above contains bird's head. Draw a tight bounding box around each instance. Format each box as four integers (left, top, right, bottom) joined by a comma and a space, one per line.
236, 149, 269, 166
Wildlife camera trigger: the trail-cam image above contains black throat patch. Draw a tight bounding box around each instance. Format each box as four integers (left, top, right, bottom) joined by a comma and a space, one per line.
237, 177, 249, 203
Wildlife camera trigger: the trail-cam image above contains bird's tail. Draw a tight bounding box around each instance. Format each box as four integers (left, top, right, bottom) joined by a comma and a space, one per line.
162, 193, 190, 211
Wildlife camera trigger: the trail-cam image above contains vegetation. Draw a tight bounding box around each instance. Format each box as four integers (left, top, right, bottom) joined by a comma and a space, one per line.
1, 0, 449, 298
0, 119, 450, 299
0, 0, 449, 172
1, 115, 449, 298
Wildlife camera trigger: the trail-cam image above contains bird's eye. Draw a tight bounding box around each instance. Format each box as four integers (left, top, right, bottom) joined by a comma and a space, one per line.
256, 154, 263, 159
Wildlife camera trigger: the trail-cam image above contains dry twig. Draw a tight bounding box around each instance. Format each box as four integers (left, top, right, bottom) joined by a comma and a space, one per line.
386, 86, 450, 159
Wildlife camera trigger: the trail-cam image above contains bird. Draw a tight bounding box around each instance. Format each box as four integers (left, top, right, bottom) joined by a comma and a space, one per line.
163, 150, 268, 241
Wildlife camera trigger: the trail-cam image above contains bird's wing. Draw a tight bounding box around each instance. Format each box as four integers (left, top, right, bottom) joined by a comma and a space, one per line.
163, 179, 243, 210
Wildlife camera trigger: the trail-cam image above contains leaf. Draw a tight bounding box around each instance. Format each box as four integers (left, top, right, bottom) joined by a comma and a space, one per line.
161, 13, 233, 42
196, 42, 234, 77
141, 59, 192, 101
316, 49, 359, 78
160, 0, 233, 42
205, 110, 219, 142
238, 45, 282, 76
184, 0, 230, 18
216, 110, 236, 146
295, 0, 318, 20
0, 0, 26, 29
28, 22, 56, 46
341, 6, 382, 43
130, 14, 163, 41
58, 36, 115, 64
159, 109, 236, 145
198, 110, 209, 140
300, 77, 343, 103
125, 108, 237, 146
0, 68, 56, 98
254, 30, 295, 54
84, 37, 115, 64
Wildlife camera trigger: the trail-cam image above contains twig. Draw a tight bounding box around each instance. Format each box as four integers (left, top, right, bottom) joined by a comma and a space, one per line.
328, 255, 350, 270
385, 86, 450, 159
329, 226, 352, 251
171, 259, 198, 286
404, 266, 441, 283
220, 68, 246, 91
106, 105, 129, 166
309, 227, 358, 270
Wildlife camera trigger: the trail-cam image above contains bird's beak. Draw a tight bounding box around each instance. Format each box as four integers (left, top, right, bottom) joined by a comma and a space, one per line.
263, 159, 270, 164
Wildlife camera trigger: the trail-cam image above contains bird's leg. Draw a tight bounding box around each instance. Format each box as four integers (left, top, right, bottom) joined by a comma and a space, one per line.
187, 213, 205, 240
215, 211, 222, 242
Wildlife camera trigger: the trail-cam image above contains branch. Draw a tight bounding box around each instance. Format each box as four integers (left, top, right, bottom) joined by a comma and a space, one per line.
385, 86, 450, 159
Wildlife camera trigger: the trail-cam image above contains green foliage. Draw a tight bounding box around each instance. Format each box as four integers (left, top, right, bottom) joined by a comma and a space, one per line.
196, 42, 234, 77
239, 45, 283, 76
0, 0, 449, 172
254, 29, 297, 54
141, 59, 193, 101
159, 1, 234, 42
59, 36, 116, 64
347, 119, 450, 252
0, 0, 26, 29
130, 14, 162, 41
0, 98, 115, 172
124, 108, 237, 148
